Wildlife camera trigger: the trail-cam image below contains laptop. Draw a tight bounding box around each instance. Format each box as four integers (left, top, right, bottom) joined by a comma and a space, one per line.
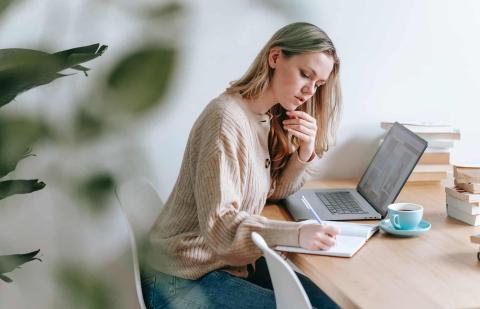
284, 122, 428, 221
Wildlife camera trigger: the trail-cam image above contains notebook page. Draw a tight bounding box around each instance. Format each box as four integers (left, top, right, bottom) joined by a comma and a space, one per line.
275, 235, 366, 257
323, 221, 379, 238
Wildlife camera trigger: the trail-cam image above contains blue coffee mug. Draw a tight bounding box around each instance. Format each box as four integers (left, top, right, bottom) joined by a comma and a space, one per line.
387, 203, 423, 230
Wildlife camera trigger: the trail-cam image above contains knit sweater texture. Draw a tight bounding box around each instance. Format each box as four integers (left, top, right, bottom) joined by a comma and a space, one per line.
146, 92, 322, 279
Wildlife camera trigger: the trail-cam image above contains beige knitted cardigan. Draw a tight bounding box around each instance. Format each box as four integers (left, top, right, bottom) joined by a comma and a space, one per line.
146, 92, 321, 279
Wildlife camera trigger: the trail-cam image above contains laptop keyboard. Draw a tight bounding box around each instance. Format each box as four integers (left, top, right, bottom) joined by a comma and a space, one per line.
315, 192, 368, 215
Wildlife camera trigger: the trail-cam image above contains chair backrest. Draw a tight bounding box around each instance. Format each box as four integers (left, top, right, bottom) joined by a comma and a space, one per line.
116, 178, 164, 241
251, 232, 312, 309
115, 178, 164, 309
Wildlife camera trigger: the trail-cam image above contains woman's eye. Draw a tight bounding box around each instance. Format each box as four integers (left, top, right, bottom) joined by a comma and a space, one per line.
300, 71, 309, 78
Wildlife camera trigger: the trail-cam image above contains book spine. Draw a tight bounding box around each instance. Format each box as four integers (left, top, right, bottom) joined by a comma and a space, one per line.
446, 205, 480, 226
424, 139, 455, 149
446, 195, 480, 215
408, 170, 447, 182
417, 132, 460, 140
424, 148, 452, 153
458, 176, 480, 183
445, 187, 480, 203
418, 152, 450, 165
471, 234, 480, 245
454, 181, 480, 194
454, 166, 480, 178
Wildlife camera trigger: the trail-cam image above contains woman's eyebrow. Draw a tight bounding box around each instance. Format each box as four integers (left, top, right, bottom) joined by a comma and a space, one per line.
307, 67, 318, 77
307, 67, 327, 83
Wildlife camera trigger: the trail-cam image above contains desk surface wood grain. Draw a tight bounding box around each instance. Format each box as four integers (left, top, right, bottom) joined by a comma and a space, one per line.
262, 179, 480, 309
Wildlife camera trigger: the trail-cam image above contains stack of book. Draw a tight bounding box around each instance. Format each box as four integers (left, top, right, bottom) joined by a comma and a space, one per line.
445, 165, 480, 226
380, 122, 460, 184
454, 164, 480, 193
471, 233, 480, 261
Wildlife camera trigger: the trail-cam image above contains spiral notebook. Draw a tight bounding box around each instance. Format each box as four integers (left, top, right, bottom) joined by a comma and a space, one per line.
275, 221, 379, 257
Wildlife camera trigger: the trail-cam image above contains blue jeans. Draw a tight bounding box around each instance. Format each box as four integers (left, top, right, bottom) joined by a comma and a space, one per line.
141, 257, 340, 309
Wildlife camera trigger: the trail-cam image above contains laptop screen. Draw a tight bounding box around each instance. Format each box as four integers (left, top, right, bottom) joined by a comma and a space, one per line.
357, 123, 427, 217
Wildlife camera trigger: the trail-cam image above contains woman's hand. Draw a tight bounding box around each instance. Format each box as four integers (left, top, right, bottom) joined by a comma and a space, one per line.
299, 223, 340, 250
282, 110, 317, 162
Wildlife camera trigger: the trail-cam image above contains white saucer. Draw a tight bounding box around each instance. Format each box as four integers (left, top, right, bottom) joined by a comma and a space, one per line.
380, 219, 431, 237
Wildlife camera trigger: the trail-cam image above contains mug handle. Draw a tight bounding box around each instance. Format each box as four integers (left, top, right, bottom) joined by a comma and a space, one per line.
391, 214, 401, 229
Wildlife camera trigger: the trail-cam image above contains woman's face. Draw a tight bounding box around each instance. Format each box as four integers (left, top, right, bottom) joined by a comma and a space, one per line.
268, 49, 334, 111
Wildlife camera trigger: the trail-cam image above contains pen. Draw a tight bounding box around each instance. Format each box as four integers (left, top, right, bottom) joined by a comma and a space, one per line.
301, 195, 323, 225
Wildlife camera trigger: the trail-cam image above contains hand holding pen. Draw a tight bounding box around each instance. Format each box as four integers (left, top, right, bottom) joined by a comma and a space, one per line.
298, 195, 340, 250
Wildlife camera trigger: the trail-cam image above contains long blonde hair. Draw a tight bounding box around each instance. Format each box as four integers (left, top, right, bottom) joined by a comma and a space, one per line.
226, 22, 342, 184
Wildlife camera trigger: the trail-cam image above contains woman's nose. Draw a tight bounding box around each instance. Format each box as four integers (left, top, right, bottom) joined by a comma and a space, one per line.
302, 82, 315, 95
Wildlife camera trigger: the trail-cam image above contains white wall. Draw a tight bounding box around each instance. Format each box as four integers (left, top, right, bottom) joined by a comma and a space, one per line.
145, 0, 480, 198
309, 0, 480, 179
1, 0, 478, 198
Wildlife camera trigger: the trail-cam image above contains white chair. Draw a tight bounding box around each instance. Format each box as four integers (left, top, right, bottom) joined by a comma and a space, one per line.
115, 178, 164, 309
251, 232, 312, 309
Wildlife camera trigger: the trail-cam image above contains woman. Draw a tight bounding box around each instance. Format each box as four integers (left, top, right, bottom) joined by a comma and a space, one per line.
144, 22, 342, 308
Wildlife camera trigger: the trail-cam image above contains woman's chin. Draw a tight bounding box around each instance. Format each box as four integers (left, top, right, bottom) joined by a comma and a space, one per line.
279, 102, 299, 111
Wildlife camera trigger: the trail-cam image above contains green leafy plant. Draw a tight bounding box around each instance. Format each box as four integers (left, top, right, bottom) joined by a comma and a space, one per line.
0, 3, 184, 307
0, 43, 107, 282
0, 249, 41, 283
57, 265, 114, 309
0, 43, 107, 107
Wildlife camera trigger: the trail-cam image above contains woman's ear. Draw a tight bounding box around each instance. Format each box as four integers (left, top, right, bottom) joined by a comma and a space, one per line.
268, 48, 282, 69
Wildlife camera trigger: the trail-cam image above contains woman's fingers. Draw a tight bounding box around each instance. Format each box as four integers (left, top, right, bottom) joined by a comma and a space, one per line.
313, 225, 341, 250
305, 233, 335, 250
283, 118, 316, 130
299, 223, 340, 250
286, 110, 315, 122
284, 124, 315, 135
287, 128, 313, 143
283, 111, 317, 137
316, 233, 336, 248
322, 224, 341, 237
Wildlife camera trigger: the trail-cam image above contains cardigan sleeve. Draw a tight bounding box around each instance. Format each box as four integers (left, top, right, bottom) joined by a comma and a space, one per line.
267, 151, 323, 201
193, 136, 305, 266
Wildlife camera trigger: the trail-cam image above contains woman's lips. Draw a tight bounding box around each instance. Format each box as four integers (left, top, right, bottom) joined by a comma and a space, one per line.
294, 96, 305, 104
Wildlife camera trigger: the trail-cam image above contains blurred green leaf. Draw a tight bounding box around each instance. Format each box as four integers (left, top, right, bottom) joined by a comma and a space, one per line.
72, 106, 107, 142
0, 0, 17, 17
53, 44, 108, 74
145, 2, 184, 19
107, 46, 176, 115
0, 147, 33, 179
77, 172, 115, 213
0, 115, 49, 169
0, 249, 41, 283
0, 179, 45, 200
57, 265, 114, 309
0, 43, 107, 107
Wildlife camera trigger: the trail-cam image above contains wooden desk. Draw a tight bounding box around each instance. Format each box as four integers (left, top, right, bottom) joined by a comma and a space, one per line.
262, 180, 480, 309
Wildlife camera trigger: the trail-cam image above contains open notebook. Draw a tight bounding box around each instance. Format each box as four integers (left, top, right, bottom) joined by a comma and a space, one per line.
275, 221, 379, 257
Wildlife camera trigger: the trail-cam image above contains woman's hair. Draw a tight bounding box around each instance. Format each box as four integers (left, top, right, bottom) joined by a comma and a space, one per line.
226, 22, 342, 185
